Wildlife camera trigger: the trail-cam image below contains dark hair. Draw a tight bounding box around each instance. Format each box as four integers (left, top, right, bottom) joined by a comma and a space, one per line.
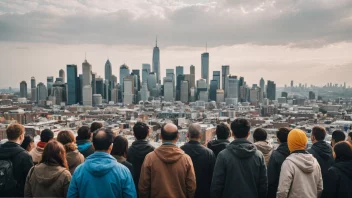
111, 136, 128, 156
348, 132, 352, 140
231, 118, 250, 138
216, 123, 230, 139
93, 128, 114, 151
161, 124, 178, 141
40, 140, 68, 169
253, 128, 267, 142
77, 126, 91, 140
90, 122, 103, 133
333, 141, 352, 161
57, 131, 77, 152
276, 127, 291, 143
40, 129, 54, 142
6, 124, 25, 141
133, 122, 149, 140
21, 135, 34, 150
332, 130, 346, 143
312, 126, 326, 141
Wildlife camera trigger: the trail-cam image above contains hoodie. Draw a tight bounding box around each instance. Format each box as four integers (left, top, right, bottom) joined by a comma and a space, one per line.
67, 152, 136, 198
277, 152, 323, 198
66, 150, 85, 174
76, 139, 94, 158
139, 145, 196, 198
210, 138, 267, 198
24, 163, 71, 197
29, 144, 44, 164
181, 141, 216, 198
207, 139, 230, 157
254, 141, 273, 165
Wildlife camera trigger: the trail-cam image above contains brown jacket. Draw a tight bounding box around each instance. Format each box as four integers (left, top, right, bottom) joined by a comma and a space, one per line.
29, 146, 44, 164
66, 150, 85, 174
139, 144, 196, 198
24, 163, 72, 198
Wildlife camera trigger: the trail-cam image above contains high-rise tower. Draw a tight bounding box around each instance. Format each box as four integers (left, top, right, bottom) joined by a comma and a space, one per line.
152, 37, 160, 83
201, 50, 209, 85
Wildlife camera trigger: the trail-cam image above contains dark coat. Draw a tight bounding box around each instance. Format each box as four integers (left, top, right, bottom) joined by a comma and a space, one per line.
76, 139, 95, 158
321, 160, 352, 198
207, 139, 230, 157
267, 142, 290, 198
0, 141, 34, 197
308, 141, 334, 189
181, 141, 216, 198
210, 138, 267, 198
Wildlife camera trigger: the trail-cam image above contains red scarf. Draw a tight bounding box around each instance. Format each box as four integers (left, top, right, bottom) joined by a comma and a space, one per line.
37, 141, 47, 148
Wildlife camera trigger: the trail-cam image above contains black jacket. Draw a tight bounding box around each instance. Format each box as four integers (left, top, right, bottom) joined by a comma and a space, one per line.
0, 141, 34, 197
210, 138, 267, 198
207, 139, 230, 157
127, 140, 155, 190
321, 160, 352, 198
267, 142, 290, 198
76, 139, 95, 158
308, 141, 334, 189
181, 141, 216, 198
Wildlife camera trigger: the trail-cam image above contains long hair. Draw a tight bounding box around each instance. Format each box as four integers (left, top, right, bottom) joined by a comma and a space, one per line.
57, 130, 78, 152
111, 136, 128, 157
40, 140, 68, 169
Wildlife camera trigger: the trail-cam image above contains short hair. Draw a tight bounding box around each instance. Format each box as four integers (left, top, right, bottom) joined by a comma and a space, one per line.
188, 124, 201, 139
253, 128, 268, 142
21, 135, 34, 150
276, 128, 291, 143
348, 132, 352, 140
40, 129, 54, 142
90, 122, 103, 133
333, 141, 352, 161
161, 123, 178, 141
40, 140, 68, 169
133, 122, 149, 140
93, 128, 114, 151
111, 136, 128, 156
231, 118, 250, 138
57, 131, 77, 152
77, 126, 91, 140
312, 126, 326, 141
6, 124, 25, 141
216, 123, 230, 139
332, 130, 346, 143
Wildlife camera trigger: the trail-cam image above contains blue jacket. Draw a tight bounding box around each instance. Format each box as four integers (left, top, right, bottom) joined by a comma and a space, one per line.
67, 152, 136, 198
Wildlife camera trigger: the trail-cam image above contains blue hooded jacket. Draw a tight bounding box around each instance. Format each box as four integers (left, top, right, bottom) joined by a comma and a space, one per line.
67, 152, 136, 198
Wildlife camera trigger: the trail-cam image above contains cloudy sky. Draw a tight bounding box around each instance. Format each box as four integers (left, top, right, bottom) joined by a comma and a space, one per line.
1, 0, 352, 88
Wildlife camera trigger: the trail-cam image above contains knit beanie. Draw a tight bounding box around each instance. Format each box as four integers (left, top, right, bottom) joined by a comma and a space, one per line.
287, 129, 308, 152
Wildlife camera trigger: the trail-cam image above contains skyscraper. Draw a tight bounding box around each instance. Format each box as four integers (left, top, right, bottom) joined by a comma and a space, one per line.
31, 77, 36, 89
47, 76, 54, 96
66, 64, 78, 105
132, 69, 141, 91
59, 69, 65, 83
37, 82, 47, 101
82, 60, 92, 86
163, 77, 174, 102
152, 38, 160, 83
197, 79, 208, 102
190, 65, 195, 88
180, 81, 189, 103
105, 59, 112, 82
201, 52, 209, 84
147, 72, 157, 91
95, 77, 104, 96
140, 83, 150, 102
225, 75, 239, 99
267, 80, 276, 100
52, 79, 67, 105
213, 71, 220, 89
176, 74, 185, 101
222, 65, 230, 90
176, 66, 184, 78
123, 75, 134, 104
142, 64, 151, 84
120, 64, 130, 88
209, 80, 218, 101
20, 81, 27, 98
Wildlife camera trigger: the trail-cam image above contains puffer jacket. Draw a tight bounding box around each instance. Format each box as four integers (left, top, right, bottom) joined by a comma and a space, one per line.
277, 151, 323, 198
254, 141, 273, 166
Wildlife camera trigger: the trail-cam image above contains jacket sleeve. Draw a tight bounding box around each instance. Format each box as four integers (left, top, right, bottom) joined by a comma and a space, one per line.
138, 154, 151, 198
320, 168, 337, 198
67, 171, 79, 198
316, 166, 323, 198
267, 153, 278, 198
186, 157, 196, 198
209, 151, 216, 188
277, 160, 293, 198
24, 167, 34, 198
258, 154, 268, 198
210, 153, 226, 198
62, 171, 72, 198
21, 153, 34, 194
122, 167, 137, 198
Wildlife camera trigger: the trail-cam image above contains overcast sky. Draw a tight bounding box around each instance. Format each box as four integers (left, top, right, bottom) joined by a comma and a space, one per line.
1, 0, 352, 88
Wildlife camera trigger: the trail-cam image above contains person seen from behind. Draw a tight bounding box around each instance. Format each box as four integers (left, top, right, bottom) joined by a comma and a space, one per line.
139, 123, 196, 198
21, 135, 35, 152
331, 130, 346, 147
207, 123, 230, 157
29, 129, 54, 164
111, 136, 134, 176
24, 140, 72, 197
253, 128, 273, 166
348, 132, 352, 144
76, 126, 94, 158
210, 118, 267, 198
277, 129, 323, 198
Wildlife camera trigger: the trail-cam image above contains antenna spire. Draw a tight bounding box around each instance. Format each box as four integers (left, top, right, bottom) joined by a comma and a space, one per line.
85, 52, 86, 61
156, 35, 158, 47
206, 42, 207, 52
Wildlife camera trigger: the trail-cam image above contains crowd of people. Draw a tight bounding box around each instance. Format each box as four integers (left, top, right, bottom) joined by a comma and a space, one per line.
0, 119, 352, 198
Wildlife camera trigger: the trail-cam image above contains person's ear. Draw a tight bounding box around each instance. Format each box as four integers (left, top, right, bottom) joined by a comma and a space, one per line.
186, 132, 189, 138
246, 131, 250, 139
107, 144, 113, 154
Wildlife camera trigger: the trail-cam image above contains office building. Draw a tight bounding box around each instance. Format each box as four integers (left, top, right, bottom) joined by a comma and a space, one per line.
111, 88, 118, 104
123, 75, 134, 104
281, 92, 288, 98
180, 81, 189, 103
221, 65, 230, 90
82, 85, 92, 106
249, 88, 259, 103
201, 52, 209, 84
82, 60, 92, 86
140, 83, 150, 102
197, 79, 208, 102
120, 64, 130, 88
209, 80, 218, 101
176, 66, 184, 78
20, 81, 27, 98
111, 75, 117, 88
190, 65, 195, 87
52, 79, 67, 105
225, 75, 239, 99
92, 72, 97, 95
266, 80, 276, 100
105, 59, 112, 82
309, 91, 316, 100
213, 71, 220, 89
59, 69, 65, 83
36, 82, 47, 102
216, 89, 224, 103
260, 77, 265, 101
152, 38, 160, 83
66, 65, 78, 105
176, 75, 185, 101
93, 94, 102, 106
147, 72, 157, 91
47, 76, 54, 96
31, 77, 36, 89
142, 64, 151, 84
132, 69, 141, 91
95, 77, 104, 96
163, 77, 174, 102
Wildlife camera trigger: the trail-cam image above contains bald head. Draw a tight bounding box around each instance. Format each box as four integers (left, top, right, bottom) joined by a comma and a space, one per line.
161, 123, 179, 141
93, 129, 114, 151
188, 123, 202, 139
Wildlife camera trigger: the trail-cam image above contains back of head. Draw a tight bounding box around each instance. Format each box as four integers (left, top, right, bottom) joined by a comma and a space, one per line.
216, 123, 230, 140
40, 129, 54, 143
312, 126, 326, 141
133, 122, 150, 140
332, 130, 346, 143
349, 132, 352, 140
161, 123, 178, 141
276, 127, 291, 143
287, 129, 308, 152
90, 122, 103, 133
231, 118, 250, 138
188, 123, 202, 139
111, 136, 128, 156
6, 124, 25, 141
40, 140, 68, 168
21, 135, 34, 150
93, 128, 114, 151
77, 126, 91, 140
253, 128, 267, 142
333, 141, 352, 161
57, 130, 77, 152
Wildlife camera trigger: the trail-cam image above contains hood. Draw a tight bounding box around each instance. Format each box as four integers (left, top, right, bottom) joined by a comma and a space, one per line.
76, 140, 92, 153
0, 142, 24, 159
287, 153, 316, 173
32, 163, 67, 185
208, 139, 230, 148
254, 141, 273, 155
66, 150, 83, 168
276, 142, 290, 157
182, 141, 203, 159
227, 139, 257, 159
129, 140, 155, 158
311, 141, 333, 160
85, 152, 117, 177
334, 161, 352, 177
154, 145, 184, 164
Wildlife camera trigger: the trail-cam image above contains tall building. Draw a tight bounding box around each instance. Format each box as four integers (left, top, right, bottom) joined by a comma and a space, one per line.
176, 66, 184, 78
111, 88, 118, 104
82, 60, 92, 87
291, 80, 294, 88
147, 72, 157, 91
222, 65, 230, 90
105, 59, 112, 82
152, 38, 160, 83
37, 82, 47, 101
180, 81, 189, 103
82, 59, 92, 105
31, 77, 36, 89
201, 52, 209, 84
309, 91, 316, 100
140, 83, 150, 102
67, 65, 78, 105
190, 65, 195, 88
267, 80, 276, 100
260, 77, 265, 100
166, 69, 175, 86
20, 81, 27, 98
281, 92, 288, 98
92, 72, 97, 95
95, 77, 104, 96
209, 80, 218, 101
132, 69, 141, 91
52, 79, 67, 105
111, 75, 117, 88
213, 71, 220, 89
142, 64, 151, 84
82, 86, 92, 106
59, 69, 65, 83
249, 88, 260, 103
120, 64, 130, 88
176, 75, 185, 101
197, 79, 208, 102
78, 74, 83, 104
163, 77, 174, 102
47, 76, 54, 96
216, 89, 224, 103
123, 75, 134, 104
225, 75, 239, 99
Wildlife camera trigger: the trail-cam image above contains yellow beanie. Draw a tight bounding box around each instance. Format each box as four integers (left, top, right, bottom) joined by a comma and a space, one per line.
287, 129, 308, 152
